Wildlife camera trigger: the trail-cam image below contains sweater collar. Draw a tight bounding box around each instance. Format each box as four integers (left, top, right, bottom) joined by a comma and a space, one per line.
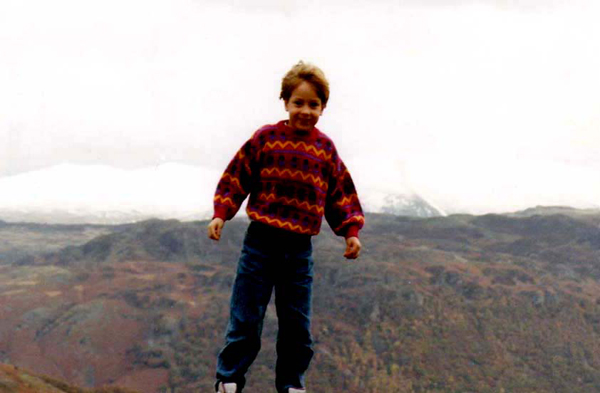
277, 120, 319, 140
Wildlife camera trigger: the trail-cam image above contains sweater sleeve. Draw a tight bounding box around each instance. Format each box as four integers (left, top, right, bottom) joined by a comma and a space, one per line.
213, 136, 258, 221
324, 148, 365, 239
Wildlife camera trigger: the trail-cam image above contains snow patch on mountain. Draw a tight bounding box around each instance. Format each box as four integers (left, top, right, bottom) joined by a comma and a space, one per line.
0, 162, 221, 224
360, 189, 446, 218
0, 162, 442, 224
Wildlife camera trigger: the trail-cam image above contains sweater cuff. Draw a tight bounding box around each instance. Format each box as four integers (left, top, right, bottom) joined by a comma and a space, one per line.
344, 225, 360, 239
213, 207, 228, 221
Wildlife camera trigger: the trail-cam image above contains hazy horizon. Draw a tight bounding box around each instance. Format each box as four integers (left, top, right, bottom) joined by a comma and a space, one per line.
0, 161, 597, 223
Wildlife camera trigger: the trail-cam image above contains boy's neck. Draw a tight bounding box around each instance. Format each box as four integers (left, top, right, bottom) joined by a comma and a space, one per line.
282, 120, 314, 135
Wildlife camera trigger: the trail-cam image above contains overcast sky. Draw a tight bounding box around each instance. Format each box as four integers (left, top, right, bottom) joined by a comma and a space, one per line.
1, 0, 599, 214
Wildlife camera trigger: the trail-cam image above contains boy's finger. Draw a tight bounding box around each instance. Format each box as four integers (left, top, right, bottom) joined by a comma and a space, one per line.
344, 247, 357, 259
208, 225, 220, 241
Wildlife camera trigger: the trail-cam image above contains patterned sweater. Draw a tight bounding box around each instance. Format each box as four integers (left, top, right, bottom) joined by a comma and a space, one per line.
213, 120, 365, 238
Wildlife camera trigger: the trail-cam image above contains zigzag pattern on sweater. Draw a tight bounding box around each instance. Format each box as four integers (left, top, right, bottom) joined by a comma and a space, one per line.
264, 141, 332, 161
235, 149, 252, 174
258, 193, 324, 215
261, 168, 327, 190
335, 194, 360, 207
247, 211, 314, 234
219, 173, 242, 189
214, 195, 236, 207
213, 120, 364, 238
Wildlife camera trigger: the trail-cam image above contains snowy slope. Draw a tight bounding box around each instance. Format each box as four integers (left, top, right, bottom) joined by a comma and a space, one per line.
0, 163, 443, 224
0, 163, 222, 224
359, 189, 446, 218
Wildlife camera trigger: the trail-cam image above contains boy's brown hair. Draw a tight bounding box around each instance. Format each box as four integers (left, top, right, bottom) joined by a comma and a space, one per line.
280, 61, 330, 107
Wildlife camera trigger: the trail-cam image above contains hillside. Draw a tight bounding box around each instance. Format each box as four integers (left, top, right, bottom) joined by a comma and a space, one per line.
0, 362, 138, 392
0, 221, 115, 265
2, 211, 600, 392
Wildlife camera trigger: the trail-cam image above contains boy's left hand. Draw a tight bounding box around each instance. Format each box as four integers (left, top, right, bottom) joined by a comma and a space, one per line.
344, 237, 362, 259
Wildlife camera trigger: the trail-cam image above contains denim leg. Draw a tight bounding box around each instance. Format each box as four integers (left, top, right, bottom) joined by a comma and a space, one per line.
274, 247, 315, 393
216, 237, 274, 391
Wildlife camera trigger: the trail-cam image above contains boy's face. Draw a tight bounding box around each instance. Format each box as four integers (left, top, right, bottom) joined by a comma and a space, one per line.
284, 81, 325, 132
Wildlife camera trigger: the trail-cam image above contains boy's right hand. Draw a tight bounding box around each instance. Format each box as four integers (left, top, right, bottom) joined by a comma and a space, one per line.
208, 218, 224, 241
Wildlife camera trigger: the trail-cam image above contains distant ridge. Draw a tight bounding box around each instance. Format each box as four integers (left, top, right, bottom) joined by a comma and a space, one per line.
506, 205, 600, 218
14, 218, 249, 267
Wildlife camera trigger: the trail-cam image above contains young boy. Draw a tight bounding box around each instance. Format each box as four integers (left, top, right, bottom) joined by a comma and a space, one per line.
207, 61, 364, 393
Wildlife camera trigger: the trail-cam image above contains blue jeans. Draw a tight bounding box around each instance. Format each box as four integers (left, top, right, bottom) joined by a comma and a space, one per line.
216, 221, 314, 392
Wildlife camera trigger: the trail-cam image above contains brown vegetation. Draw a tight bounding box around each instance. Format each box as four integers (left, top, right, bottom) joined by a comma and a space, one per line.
0, 363, 139, 392
2, 212, 600, 392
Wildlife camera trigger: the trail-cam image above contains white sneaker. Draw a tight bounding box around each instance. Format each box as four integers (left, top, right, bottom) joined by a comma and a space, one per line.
217, 382, 237, 393
288, 388, 306, 393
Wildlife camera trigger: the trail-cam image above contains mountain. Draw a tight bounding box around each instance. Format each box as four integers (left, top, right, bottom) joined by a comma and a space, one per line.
0, 163, 220, 225
377, 192, 445, 217
3, 211, 600, 392
506, 205, 600, 218
0, 208, 160, 226
0, 163, 443, 224
0, 221, 116, 265
14, 218, 248, 268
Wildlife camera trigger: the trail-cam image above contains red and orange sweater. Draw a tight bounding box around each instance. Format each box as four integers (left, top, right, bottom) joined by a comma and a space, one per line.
213, 120, 365, 239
